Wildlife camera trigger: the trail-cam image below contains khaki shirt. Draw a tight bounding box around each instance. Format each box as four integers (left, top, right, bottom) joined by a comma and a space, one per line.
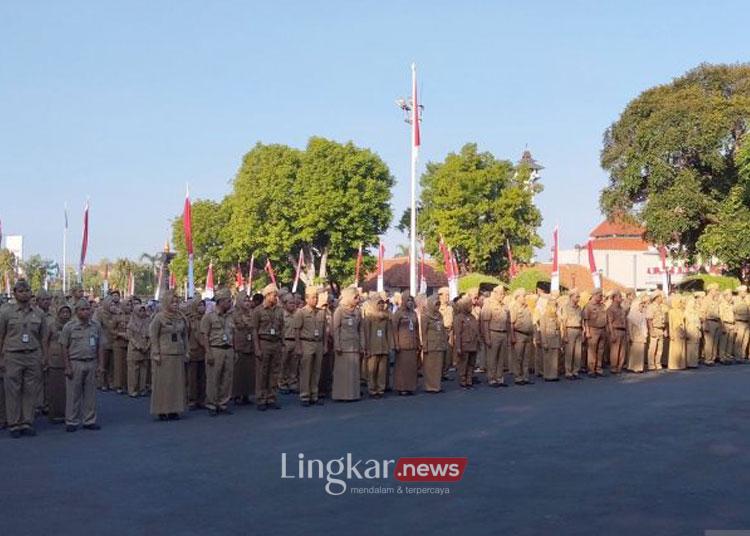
583, 302, 607, 329
200, 310, 235, 348
540, 312, 561, 349
561, 303, 583, 328
0, 302, 47, 354
439, 302, 454, 330
511, 304, 534, 336
231, 309, 254, 354
251, 304, 284, 343
333, 306, 363, 353
60, 318, 102, 361
151, 312, 188, 356
363, 312, 392, 355
703, 297, 720, 321
292, 305, 326, 343
421, 311, 447, 353
480, 298, 510, 332
606, 304, 628, 331
720, 299, 735, 324
733, 297, 750, 322
283, 310, 296, 341
187, 316, 205, 360
454, 312, 480, 352
392, 309, 420, 351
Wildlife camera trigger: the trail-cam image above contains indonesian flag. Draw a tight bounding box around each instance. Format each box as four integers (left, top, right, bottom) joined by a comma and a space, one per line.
127, 271, 135, 297
102, 263, 109, 294
550, 226, 560, 293
235, 263, 244, 291
354, 243, 363, 287
377, 241, 385, 293
292, 248, 304, 293
264, 258, 277, 286
247, 255, 255, 293
154, 262, 164, 301
587, 240, 601, 289
419, 244, 427, 294
4, 271, 10, 296
439, 235, 452, 278
168, 271, 176, 290
506, 239, 519, 278
412, 63, 420, 154
79, 200, 89, 277
184, 185, 195, 298
204, 261, 215, 300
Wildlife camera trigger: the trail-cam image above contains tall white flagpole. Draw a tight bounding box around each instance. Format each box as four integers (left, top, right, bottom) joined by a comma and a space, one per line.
62, 203, 68, 293
409, 62, 419, 297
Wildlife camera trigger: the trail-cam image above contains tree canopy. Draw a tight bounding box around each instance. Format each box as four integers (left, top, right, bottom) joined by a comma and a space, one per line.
600, 63, 750, 260
401, 143, 543, 275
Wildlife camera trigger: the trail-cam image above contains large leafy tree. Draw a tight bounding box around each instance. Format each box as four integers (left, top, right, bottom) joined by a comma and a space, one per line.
403, 143, 543, 274
21, 255, 57, 291
600, 63, 750, 256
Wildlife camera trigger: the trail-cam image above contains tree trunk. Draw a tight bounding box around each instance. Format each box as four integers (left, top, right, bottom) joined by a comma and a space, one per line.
318, 246, 328, 281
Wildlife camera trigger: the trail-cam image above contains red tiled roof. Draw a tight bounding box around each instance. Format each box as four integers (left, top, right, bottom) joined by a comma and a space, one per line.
528, 264, 623, 292
590, 219, 646, 238
590, 237, 650, 251
363, 257, 447, 291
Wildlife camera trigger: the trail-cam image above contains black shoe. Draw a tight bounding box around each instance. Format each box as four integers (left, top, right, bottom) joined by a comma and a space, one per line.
208, 409, 218, 417
316, 399, 324, 405
167, 413, 180, 420
268, 402, 281, 410
257, 404, 267, 411
66, 425, 77, 433
301, 400, 311, 407
10, 429, 22, 438
158, 414, 168, 421
22, 427, 36, 437
222, 408, 233, 415
83, 423, 101, 430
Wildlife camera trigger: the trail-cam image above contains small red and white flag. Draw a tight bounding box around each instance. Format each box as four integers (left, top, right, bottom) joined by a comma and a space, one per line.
377, 241, 385, 293
79, 200, 89, 278
264, 258, 277, 286
292, 248, 305, 293
587, 240, 601, 289
235, 263, 245, 291
506, 239, 519, 278
4, 271, 10, 296
204, 261, 215, 299
550, 226, 560, 293
354, 243, 363, 287
168, 271, 176, 291
127, 271, 135, 297
419, 244, 427, 294
102, 263, 109, 295
247, 255, 255, 293
184, 185, 195, 298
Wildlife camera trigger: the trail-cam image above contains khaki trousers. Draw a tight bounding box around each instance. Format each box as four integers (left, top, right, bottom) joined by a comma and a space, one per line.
280, 340, 299, 389
609, 330, 627, 372
256, 341, 281, 405
4, 350, 41, 431
456, 351, 476, 386
299, 342, 323, 402
205, 347, 234, 411
127, 358, 148, 396
720, 323, 735, 359
564, 328, 583, 376
65, 359, 97, 427
98, 348, 113, 389
113, 343, 128, 391
513, 336, 532, 382
366, 354, 388, 395
485, 331, 509, 384
586, 328, 606, 374
648, 335, 664, 370
187, 360, 206, 406
0, 375, 5, 427
703, 320, 721, 363
735, 320, 750, 360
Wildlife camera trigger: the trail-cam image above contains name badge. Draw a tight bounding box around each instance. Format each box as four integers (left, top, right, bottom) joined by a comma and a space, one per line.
436, 322, 442, 331
222, 334, 228, 343
408, 320, 414, 331
246, 333, 253, 342
171, 333, 178, 342
314, 329, 320, 337
21, 334, 29, 343
270, 328, 276, 336
89, 336, 96, 347
376, 329, 383, 338
348, 318, 353, 327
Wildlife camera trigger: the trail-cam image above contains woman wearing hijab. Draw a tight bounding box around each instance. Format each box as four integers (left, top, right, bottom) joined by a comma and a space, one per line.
420, 295, 446, 393
186, 297, 207, 409
667, 295, 687, 370
149, 290, 188, 420
362, 296, 393, 398
626, 296, 649, 373
392, 292, 421, 395
332, 287, 363, 401
127, 302, 151, 397
46, 304, 72, 422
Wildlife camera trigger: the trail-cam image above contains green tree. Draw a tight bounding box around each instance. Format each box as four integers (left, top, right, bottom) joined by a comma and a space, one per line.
697, 185, 750, 274
0, 249, 17, 277
21, 255, 57, 291
404, 143, 543, 274
600, 63, 750, 255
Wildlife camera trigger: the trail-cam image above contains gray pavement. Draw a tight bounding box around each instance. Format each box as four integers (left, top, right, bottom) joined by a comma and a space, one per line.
2, 365, 750, 536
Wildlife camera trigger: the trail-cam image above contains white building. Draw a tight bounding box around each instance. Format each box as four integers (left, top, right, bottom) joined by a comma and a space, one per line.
5, 235, 23, 262
558, 220, 702, 290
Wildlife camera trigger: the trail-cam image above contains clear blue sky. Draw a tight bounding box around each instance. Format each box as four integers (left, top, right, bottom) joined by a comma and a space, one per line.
1, 0, 749, 267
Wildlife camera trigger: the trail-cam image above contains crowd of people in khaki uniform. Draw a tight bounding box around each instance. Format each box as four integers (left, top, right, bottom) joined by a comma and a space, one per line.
1, 276, 747, 439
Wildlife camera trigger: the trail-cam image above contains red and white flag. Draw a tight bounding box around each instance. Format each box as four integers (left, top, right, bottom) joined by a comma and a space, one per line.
204, 261, 215, 299
184, 185, 195, 298
550, 226, 560, 293
102, 263, 109, 295
235, 263, 245, 291
247, 255, 255, 293
354, 243, 363, 288
419, 244, 427, 294
4, 271, 10, 296
412, 63, 421, 154
79, 200, 89, 277
292, 248, 304, 293
127, 271, 135, 297
506, 239, 519, 278
377, 241, 385, 293
264, 258, 277, 286
587, 240, 601, 289
168, 271, 176, 291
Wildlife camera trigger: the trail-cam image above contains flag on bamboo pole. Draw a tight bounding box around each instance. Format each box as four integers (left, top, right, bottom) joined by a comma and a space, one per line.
376, 241, 385, 293
550, 226, 560, 293
292, 248, 304, 293
183, 185, 195, 298
264, 258, 277, 286
587, 240, 601, 289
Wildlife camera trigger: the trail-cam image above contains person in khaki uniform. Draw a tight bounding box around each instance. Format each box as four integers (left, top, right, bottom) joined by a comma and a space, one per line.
719, 289, 736, 362
510, 289, 535, 385
149, 290, 188, 420
646, 291, 667, 371
201, 289, 235, 415
126, 302, 150, 397
561, 291, 584, 379
437, 287, 454, 378
539, 297, 561, 381
251, 284, 284, 410
702, 284, 722, 365
95, 296, 116, 390
279, 295, 299, 394
113, 298, 131, 394
683, 295, 702, 368
392, 293, 420, 395
480, 285, 511, 387
332, 287, 363, 401
667, 295, 686, 370
186, 298, 207, 409
583, 288, 607, 377
454, 296, 479, 389
733, 286, 750, 362
420, 295, 446, 393
46, 303, 71, 422
61, 299, 103, 432
606, 291, 629, 374
318, 291, 335, 399
362, 295, 392, 398
231, 291, 254, 405
626, 295, 649, 373
35, 289, 53, 413
292, 286, 327, 405
0, 280, 48, 437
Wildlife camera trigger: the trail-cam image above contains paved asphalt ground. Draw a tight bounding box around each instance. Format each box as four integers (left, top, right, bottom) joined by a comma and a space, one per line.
2, 364, 750, 536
